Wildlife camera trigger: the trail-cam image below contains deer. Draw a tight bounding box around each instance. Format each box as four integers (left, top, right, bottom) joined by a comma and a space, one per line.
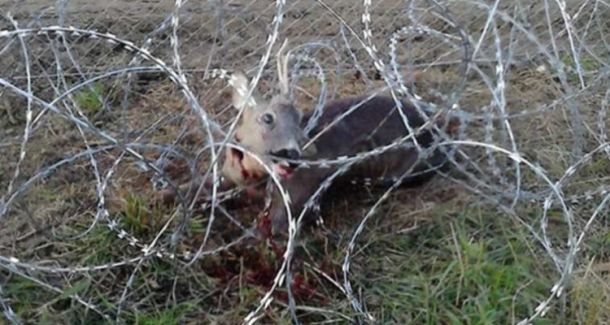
157, 41, 459, 237
257, 94, 458, 237
155, 43, 307, 208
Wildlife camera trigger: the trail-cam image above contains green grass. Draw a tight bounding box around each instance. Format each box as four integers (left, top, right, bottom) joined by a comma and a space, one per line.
132, 302, 198, 325
338, 204, 556, 324
73, 83, 106, 117
118, 193, 170, 238
3, 277, 50, 318
557, 52, 602, 85
2, 276, 94, 324
2, 178, 609, 324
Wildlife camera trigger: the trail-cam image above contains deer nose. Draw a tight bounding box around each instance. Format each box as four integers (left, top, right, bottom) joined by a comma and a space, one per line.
271, 148, 300, 160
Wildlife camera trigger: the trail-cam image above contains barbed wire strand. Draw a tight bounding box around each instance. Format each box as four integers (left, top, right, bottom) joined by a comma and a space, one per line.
1, 1, 609, 324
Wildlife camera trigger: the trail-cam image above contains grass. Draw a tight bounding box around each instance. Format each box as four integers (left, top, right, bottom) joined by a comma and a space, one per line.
570, 274, 610, 324
350, 205, 556, 324
2, 93, 610, 325
72, 83, 106, 118
558, 52, 603, 85
132, 302, 198, 325
2, 84, 610, 324
2, 23, 610, 325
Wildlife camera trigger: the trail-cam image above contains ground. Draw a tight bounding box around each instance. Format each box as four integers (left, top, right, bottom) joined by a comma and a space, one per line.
0, 0, 609, 324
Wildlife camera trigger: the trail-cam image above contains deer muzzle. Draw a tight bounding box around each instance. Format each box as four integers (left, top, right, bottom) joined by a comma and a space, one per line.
270, 148, 300, 179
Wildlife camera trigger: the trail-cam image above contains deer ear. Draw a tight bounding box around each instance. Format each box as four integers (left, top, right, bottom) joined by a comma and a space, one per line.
230, 71, 254, 109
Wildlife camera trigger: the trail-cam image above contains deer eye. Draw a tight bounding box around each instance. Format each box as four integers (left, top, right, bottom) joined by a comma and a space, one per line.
260, 112, 275, 125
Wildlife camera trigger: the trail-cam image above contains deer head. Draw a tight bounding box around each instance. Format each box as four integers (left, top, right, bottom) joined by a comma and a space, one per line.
221, 41, 305, 187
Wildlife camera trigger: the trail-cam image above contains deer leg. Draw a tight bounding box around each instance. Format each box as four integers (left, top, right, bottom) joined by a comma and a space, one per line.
263, 168, 333, 237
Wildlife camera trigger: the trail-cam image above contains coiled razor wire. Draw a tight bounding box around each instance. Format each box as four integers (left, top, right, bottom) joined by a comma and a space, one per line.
1, 0, 609, 324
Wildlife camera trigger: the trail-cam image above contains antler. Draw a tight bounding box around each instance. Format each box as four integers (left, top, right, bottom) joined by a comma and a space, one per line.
277, 39, 290, 96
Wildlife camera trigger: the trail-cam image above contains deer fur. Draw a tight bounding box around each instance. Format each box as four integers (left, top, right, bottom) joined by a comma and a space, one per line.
261, 95, 457, 236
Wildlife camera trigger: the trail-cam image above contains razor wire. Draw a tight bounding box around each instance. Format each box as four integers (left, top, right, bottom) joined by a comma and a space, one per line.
1, 0, 610, 324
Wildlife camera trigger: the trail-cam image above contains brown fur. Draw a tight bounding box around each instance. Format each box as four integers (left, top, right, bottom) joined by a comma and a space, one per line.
263, 95, 457, 235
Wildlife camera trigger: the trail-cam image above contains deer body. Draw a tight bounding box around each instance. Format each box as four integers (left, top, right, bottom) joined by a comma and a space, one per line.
263, 95, 452, 235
